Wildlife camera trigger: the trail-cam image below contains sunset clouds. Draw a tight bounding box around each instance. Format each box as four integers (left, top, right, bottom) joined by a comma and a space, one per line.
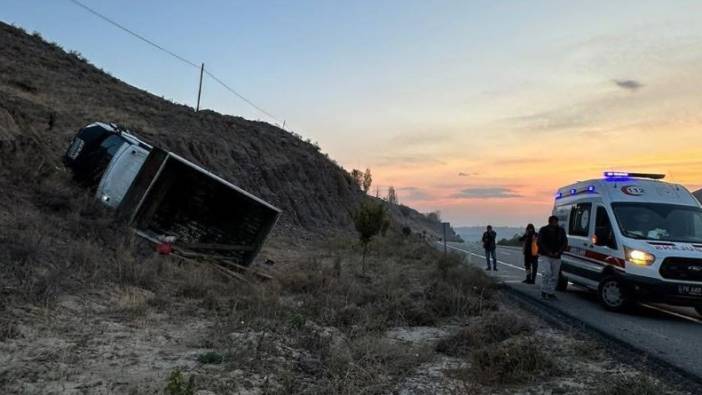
341, 6, 702, 225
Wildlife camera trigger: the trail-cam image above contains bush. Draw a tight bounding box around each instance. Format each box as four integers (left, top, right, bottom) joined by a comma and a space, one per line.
164, 369, 194, 395
436, 311, 533, 357
597, 374, 667, 395
197, 351, 224, 364
425, 264, 497, 318
468, 337, 557, 385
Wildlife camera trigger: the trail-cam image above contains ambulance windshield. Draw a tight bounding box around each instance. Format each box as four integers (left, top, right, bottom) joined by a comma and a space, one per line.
612, 203, 702, 243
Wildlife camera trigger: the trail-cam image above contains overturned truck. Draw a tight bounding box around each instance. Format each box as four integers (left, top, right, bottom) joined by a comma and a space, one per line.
64, 122, 280, 266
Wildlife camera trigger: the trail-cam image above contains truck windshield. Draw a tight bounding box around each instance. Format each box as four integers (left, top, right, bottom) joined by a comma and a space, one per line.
612, 202, 702, 243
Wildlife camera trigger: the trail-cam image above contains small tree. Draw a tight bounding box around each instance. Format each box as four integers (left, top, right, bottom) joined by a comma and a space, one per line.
362, 168, 372, 193
387, 186, 398, 205
426, 211, 441, 222
350, 169, 363, 190
401, 226, 412, 237
353, 201, 387, 272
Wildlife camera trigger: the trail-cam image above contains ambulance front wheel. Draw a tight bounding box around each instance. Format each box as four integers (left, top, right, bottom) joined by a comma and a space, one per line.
556, 270, 568, 291
598, 276, 631, 312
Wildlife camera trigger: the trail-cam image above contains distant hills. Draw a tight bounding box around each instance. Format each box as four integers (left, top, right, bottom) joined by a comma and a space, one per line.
454, 226, 524, 243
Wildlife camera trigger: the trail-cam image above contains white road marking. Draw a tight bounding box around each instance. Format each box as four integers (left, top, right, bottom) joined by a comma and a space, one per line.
640, 303, 702, 324
446, 244, 541, 277
444, 243, 702, 325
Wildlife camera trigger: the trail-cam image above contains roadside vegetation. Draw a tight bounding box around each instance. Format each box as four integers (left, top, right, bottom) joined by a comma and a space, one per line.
0, 186, 682, 393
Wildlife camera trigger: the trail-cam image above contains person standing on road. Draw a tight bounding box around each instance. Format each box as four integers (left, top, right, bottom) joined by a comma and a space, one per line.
482, 225, 497, 271
519, 224, 538, 284
538, 216, 568, 300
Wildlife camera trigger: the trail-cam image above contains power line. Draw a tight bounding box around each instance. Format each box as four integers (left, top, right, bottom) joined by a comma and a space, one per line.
67, 0, 281, 123
67, 0, 199, 69
203, 69, 280, 123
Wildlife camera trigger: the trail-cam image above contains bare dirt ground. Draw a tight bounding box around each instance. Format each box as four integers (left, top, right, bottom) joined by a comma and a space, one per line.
0, 235, 682, 395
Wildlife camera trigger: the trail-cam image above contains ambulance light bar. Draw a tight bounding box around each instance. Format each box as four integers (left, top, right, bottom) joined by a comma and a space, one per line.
555, 185, 597, 199
604, 171, 665, 180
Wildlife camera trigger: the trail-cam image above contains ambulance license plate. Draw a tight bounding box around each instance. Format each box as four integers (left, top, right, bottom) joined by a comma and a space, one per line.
677, 285, 702, 296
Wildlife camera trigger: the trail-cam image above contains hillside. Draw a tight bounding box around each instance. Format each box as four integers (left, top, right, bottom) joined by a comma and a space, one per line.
0, 21, 451, 237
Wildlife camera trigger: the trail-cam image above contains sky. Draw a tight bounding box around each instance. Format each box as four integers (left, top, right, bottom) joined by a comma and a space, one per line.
4, 0, 702, 226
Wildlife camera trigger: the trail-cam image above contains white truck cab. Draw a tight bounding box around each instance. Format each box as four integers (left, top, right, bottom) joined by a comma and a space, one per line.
554, 172, 702, 314
95, 140, 150, 207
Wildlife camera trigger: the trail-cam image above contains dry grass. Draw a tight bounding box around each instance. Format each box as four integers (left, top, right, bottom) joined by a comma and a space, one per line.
466, 336, 558, 385
597, 374, 668, 395
436, 310, 533, 357
278, 235, 496, 335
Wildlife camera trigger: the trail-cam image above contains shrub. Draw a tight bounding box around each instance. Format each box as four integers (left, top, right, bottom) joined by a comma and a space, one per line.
164, 369, 194, 395
436, 311, 533, 357
0, 319, 21, 341
197, 351, 224, 365
353, 201, 387, 272
468, 337, 557, 385
597, 374, 667, 395
425, 265, 497, 318
288, 312, 306, 329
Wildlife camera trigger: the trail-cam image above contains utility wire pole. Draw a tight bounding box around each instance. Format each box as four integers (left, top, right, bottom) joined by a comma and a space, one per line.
196, 63, 204, 111
443, 222, 448, 255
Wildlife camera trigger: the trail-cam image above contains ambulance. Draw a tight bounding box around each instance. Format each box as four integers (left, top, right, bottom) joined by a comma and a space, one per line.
553, 172, 702, 314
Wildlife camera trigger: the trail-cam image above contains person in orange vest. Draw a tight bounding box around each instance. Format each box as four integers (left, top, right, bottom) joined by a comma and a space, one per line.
519, 224, 538, 284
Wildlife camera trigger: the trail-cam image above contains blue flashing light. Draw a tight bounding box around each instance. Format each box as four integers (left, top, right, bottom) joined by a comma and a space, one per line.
570, 188, 577, 195
555, 192, 563, 199
587, 185, 595, 192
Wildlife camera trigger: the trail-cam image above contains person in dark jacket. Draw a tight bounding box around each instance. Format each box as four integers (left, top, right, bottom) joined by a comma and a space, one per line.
519, 224, 538, 284
482, 225, 497, 271
537, 216, 568, 300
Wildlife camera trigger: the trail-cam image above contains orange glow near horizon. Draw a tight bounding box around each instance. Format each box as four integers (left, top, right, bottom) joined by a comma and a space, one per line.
351, 123, 702, 226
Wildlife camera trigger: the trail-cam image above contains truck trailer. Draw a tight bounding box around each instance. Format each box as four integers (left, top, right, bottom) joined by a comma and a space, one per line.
64, 122, 281, 266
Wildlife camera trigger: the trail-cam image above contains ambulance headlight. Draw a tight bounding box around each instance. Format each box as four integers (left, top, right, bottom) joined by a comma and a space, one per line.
101, 194, 111, 203
624, 247, 655, 266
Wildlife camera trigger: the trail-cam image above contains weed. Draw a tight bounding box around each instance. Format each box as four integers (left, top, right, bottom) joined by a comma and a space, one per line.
597, 374, 667, 395
467, 336, 557, 385
164, 369, 194, 395
0, 319, 21, 341
197, 351, 224, 365
288, 312, 306, 329
436, 311, 533, 357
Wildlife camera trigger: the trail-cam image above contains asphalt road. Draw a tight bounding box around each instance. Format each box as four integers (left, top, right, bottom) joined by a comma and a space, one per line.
445, 241, 702, 379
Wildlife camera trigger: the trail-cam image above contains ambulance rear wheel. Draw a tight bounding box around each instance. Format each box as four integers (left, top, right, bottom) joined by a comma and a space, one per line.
556, 270, 568, 291
598, 276, 631, 312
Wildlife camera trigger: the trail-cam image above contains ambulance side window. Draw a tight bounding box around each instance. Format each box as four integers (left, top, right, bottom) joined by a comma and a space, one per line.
594, 206, 617, 249
569, 203, 592, 237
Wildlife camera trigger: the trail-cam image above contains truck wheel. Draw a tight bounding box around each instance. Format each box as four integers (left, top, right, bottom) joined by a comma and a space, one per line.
598, 276, 631, 312
556, 270, 568, 291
